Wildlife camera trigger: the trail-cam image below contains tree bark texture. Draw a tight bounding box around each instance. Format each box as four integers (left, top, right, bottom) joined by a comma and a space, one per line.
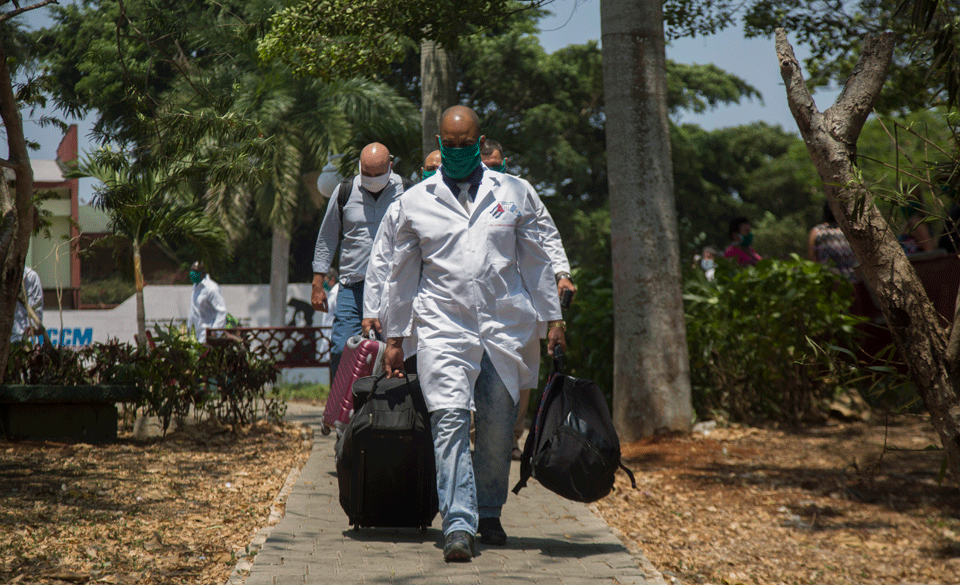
420, 40, 457, 160
270, 222, 292, 327
776, 29, 960, 481
133, 238, 146, 348
0, 43, 36, 380
600, 0, 692, 440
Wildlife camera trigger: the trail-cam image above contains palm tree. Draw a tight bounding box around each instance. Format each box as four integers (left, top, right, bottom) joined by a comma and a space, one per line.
70, 149, 227, 346
176, 63, 420, 325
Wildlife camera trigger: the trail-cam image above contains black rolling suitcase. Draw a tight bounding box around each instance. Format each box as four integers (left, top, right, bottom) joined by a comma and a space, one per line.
335, 373, 439, 530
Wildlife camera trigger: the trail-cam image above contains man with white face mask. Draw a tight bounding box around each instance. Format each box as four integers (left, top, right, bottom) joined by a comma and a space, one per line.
311, 142, 406, 378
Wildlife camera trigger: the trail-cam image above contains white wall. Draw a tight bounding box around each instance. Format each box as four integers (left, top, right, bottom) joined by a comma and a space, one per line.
38, 283, 319, 346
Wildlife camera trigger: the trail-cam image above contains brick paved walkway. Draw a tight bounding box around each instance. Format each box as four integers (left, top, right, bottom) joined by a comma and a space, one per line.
230, 403, 664, 585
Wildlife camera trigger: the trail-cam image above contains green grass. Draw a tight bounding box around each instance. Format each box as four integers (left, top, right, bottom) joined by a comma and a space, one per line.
275, 380, 330, 403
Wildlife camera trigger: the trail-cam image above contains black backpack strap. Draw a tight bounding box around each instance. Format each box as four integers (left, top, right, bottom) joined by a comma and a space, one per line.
619, 462, 637, 489
337, 177, 353, 226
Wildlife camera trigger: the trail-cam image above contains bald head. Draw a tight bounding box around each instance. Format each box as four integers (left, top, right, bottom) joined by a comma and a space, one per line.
422, 150, 441, 172
359, 143, 391, 176
438, 105, 483, 149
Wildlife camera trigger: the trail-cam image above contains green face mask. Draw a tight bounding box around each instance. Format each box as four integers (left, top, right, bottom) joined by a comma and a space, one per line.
491, 162, 506, 173
421, 169, 437, 180
739, 232, 754, 248
189, 270, 202, 284
440, 140, 481, 180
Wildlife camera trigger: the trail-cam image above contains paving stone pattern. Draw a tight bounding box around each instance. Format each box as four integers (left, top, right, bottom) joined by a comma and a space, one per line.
237, 403, 664, 585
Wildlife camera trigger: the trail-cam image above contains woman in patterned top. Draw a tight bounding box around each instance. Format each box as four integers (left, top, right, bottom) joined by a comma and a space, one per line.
808, 202, 859, 282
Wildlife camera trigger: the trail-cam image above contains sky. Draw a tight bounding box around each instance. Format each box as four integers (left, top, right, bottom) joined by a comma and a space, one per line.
15, 0, 843, 202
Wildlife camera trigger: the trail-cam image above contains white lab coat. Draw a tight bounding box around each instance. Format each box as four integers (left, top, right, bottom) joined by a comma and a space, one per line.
363, 203, 417, 357
518, 177, 571, 275
383, 170, 562, 411
188, 275, 227, 343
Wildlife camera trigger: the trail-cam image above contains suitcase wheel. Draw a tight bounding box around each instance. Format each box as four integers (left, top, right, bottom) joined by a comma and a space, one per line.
321, 424, 332, 436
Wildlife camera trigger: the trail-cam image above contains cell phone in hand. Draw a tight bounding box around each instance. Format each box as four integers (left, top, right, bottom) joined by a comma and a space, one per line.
560, 289, 573, 310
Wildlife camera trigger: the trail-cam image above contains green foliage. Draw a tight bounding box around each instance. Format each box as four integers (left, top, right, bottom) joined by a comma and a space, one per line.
672, 121, 823, 255
663, 0, 960, 114
31, 0, 261, 145
70, 148, 227, 269
542, 206, 613, 399
275, 376, 330, 403
4, 323, 284, 432
752, 211, 812, 259
79, 274, 136, 306
666, 61, 762, 114
684, 256, 862, 424
855, 108, 960, 234
258, 0, 551, 80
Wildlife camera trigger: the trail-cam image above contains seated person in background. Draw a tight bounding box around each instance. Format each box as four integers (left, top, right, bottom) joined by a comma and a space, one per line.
723, 217, 762, 266
897, 190, 936, 254
808, 202, 859, 282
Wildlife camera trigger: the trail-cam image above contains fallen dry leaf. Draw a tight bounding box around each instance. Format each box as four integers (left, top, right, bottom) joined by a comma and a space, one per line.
0, 415, 311, 585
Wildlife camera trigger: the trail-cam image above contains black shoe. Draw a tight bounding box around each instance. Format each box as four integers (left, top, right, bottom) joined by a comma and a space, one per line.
443, 530, 474, 562
478, 517, 507, 546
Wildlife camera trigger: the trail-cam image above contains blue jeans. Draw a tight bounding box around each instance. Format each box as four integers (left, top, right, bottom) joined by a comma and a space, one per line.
431, 352, 518, 536
329, 281, 364, 380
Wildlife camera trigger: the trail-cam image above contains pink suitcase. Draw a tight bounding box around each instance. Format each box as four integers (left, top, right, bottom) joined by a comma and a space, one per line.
322, 333, 386, 434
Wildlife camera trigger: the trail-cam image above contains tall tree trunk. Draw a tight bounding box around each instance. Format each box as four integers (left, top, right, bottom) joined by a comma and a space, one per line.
420, 39, 457, 159
270, 222, 292, 327
133, 237, 146, 348
600, 0, 692, 440
0, 43, 36, 380
776, 29, 960, 481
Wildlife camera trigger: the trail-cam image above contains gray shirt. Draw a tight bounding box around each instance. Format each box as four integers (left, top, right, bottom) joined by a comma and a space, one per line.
312, 173, 405, 285
11, 266, 43, 343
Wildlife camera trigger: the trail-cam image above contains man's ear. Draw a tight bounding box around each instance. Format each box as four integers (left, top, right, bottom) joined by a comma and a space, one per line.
479, 135, 486, 150
436, 135, 441, 149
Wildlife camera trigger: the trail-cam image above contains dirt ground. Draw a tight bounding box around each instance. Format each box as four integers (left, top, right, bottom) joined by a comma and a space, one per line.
1, 408, 957, 585
0, 417, 312, 585
595, 414, 960, 585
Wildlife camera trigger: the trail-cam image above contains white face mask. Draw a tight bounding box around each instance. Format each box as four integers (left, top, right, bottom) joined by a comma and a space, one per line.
359, 162, 391, 193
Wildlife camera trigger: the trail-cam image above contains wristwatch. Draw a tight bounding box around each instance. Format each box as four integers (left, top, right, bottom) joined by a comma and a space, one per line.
555, 271, 571, 283
548, 320, 566, 331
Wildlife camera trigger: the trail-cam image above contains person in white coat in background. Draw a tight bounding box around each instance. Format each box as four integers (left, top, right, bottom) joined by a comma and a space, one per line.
480, 139, 576, 460
379, 106, 566, 562
361, 152, 442, 373
187, 261, 227, 344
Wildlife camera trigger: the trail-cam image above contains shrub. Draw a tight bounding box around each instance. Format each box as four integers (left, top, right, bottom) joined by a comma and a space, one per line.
684, 255, 863, 424
4, 323, 283, 433
79, 275, 136, 306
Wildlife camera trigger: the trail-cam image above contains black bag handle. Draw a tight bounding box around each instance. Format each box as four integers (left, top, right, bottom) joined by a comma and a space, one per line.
552, 343, 565, 375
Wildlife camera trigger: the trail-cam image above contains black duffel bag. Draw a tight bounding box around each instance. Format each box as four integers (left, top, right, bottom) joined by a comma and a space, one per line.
512, 347, 636, 503
336, 373, 439, 530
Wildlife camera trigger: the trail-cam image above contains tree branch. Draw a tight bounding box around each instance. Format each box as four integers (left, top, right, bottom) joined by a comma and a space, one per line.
0, 0, 59, 24
825, 32, 896, 149
775, 29, 821, 139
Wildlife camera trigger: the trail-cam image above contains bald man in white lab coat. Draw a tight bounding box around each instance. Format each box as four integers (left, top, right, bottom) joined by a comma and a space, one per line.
379, 106, 565, 562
